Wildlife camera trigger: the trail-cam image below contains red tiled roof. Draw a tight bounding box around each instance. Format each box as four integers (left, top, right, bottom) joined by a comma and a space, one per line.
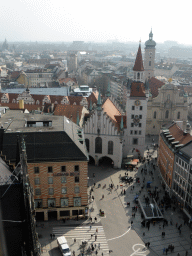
54, 104, 83, 124
0, 102, 41, 111
102, 98, 121, 122
133, 45, 144, 71
130, 82, 146, 97
149, 77, 165, 98
114, 115, 127, 129
10, 71, 20, 80
169, 123, 192, 145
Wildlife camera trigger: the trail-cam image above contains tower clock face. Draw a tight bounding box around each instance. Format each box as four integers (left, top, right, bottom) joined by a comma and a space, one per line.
135, 100, 141, 106
133, 115, 140, 126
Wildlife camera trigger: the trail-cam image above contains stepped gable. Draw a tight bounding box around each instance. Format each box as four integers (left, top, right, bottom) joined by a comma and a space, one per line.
133, 44, 144, 71
68, 96, 83, 105
31, 94, 45, 104
149, 77, 165, 98
169, 123, 192, 145
54, 104, 83, 124
130, 82, 146, 97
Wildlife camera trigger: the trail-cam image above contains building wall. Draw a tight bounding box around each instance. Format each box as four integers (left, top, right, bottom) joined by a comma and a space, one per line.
144, 47, 155, 80
146, 85, 188, 135
124, 97, 148, 157
158, 136, 174, 190
28, 160, 88, 221
84, 109, 123, 168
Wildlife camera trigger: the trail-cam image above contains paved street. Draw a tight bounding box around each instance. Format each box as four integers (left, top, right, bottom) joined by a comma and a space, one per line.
37, 135, 192, 256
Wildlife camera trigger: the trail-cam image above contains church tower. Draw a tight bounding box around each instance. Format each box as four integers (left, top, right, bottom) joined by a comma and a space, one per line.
144, 29, 156, 80
124, 43, 148, 158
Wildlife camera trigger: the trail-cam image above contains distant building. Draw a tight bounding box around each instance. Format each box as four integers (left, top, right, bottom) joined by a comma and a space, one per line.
146, 82, 188, 135
144, 30, 156, 80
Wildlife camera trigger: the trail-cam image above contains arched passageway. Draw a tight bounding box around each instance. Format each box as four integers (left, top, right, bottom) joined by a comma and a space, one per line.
98, 156, 113, 167
88, 155, 95, 165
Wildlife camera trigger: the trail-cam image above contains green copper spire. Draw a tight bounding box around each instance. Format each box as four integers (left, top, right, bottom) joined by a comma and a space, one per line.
89, 99, 92, 111
120, 116, 124, 130
106, 81, 111, 97
97, 88, 102, 111
76, 111, 80, 126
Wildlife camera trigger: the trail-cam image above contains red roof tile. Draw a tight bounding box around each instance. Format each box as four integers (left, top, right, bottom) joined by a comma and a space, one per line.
54, 104, 83, 124
133, 45, 144, 71
169, 123, 192, 145
130, 82, 146, 97
149, 77, 165, 98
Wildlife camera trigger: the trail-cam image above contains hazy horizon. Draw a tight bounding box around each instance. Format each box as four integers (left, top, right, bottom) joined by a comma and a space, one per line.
1, 0, 192, 46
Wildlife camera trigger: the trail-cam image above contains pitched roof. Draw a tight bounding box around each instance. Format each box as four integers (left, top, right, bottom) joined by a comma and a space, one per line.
169, 123, 192, 145
0, 102, 41, 111
10, 71, 20, 80
102, 98, 121, 122
149, 77, 165, 98
130, 82, 146, 97
133, 45, 144, 71
54, 104, 84, 124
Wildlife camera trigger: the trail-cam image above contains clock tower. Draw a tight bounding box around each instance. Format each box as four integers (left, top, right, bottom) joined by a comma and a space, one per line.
144, 29, 156, 80
124, 43, 148, 158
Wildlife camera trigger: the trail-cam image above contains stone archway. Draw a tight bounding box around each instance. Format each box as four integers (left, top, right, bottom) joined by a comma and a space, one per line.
98, 156, 114, 167
88, 155, 95, 165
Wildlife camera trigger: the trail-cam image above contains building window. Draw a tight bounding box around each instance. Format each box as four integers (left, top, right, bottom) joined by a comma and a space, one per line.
154, 111, 157, 119
48, 188, 54, 195
140, 106, 143, 110
75, 176, 79, 183
74, 197, 81, 207
74, 186, 80, 193
139, 123, 142, 127
34, 178, 40, 185
108, 141, 113, 155
34, 167, 39, 173
95, 137, 102, 154
139, 115, 142, 119
48, 199, 55, 207
130, 130, 133, 134
131, 115, 134, 119
48, 177, 53, 184
85, 139, 89, 152
34, 199, 42, 208
75, 165, 79, 172
149, 61, 151, 66
134, 131, 137, 135
48, 166, 53, 173
131, 123, 134, 127
62, 187, 67, 194
61, 176, 67, 183
137, 72, 140, 79
165, 110, 169, 119
61, 198, 68, 207
61, 166, 66, 172
133, 138, 138, 145
35, 188, 41, 195
132, 106, 135, 110
139, 131, 141, 135
177, 112, 180, 119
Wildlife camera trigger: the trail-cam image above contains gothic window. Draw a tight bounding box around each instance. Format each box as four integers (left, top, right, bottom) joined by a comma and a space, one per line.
165, 110, 169, 119
177, 112, 180, 119
108, 141, 113, 155
167, 94, 170, 100
95, 137, 102, 154
154, 111, 157, 119
137, 73, 140, 79
85, 139, 89, 152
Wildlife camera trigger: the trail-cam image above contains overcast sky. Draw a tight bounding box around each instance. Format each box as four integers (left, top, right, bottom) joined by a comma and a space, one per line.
1, 0, 191, 45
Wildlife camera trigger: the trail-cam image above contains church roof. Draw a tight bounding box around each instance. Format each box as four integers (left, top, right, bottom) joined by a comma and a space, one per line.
133, 45, 144, 71
54, 104, 84, 124
102, 98, 121, 122
148, 77, 165, 98
130, 82, 146, 97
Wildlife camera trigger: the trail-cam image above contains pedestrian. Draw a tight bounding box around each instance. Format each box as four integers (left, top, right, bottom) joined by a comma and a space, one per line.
147, 242, 150, 248
98, 243, 100, 250
91, 234, 93, 238
163, 248, 166, 254
186, 251, 188, 256
95, 235, 97, 241
50, 233, 52, 240
177, 253, 180, 256
90, 225, 92, 230
143, 232, 145, 236
102, 194, 104, 199
102, 253, 103, 256
52, 234, 55, 239
117, 185, 119, 189
124, 189, 126, 195
131, 221, 133, 226
96, 228, 98, 233
74, 238, 76, 243
165, 248, 168, 255
73, 251, 75, 256
95, 244, 96, 248
96, 250, 98, 255
94, 217, 97, 222
94, 183, 95, 187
